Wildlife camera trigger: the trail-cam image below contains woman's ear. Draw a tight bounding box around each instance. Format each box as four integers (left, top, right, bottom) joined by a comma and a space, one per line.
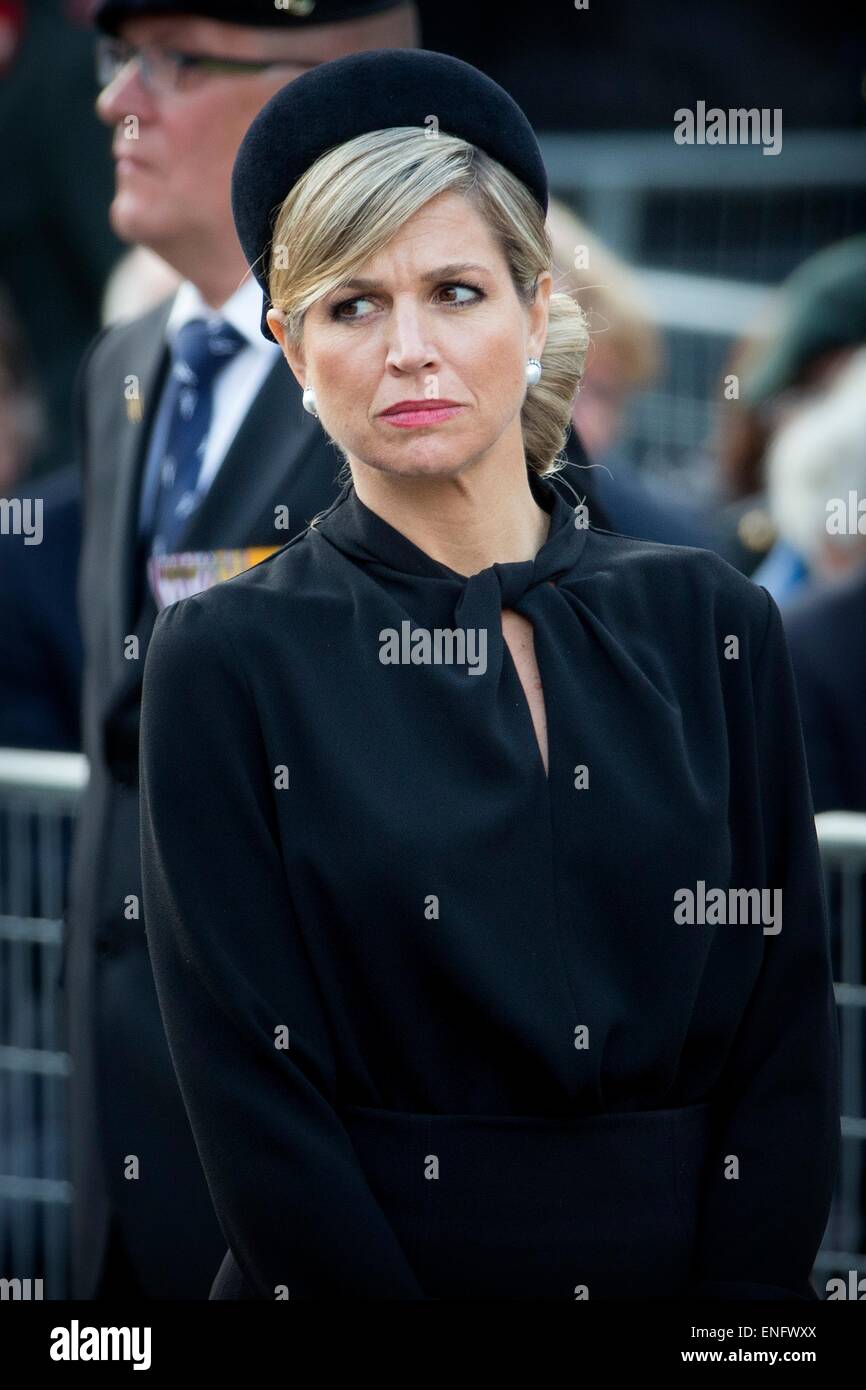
528, 270, 553, 361
266, 308, 308, 393
266, 307, 287, 349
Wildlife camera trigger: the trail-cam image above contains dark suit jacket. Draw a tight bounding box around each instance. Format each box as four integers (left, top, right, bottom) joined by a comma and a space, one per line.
782, 562, 866, 815
62, 293, 346, 1298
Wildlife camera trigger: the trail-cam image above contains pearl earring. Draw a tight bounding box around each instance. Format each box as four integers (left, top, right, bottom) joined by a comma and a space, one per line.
526, 357, 543, 386
302, 384, 318, 418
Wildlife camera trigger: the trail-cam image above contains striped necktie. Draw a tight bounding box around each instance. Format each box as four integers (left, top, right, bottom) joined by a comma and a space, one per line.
146, 317, 246, 557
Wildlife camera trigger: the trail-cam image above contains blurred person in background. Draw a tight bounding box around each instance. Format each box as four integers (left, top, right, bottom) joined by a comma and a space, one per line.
0, 0, 124, 479
66, 0, 421, 1302
0, 288, 85, 753
546, 200, 727, 553
763, 345, 866, 605
0, 253, 180, 754
0, 0, 22, 73
547, 202, 661, 467
0, 286, 44, 495
779, 348, 866, 1253
777, 347, 866, 814
712, 235, 866, 581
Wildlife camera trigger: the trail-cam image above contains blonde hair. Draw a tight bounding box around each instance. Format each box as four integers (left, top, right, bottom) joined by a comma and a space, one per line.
265, 126, 589, 489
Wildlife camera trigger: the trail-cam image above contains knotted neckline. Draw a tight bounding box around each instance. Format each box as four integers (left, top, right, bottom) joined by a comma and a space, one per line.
312, 469, 589, 624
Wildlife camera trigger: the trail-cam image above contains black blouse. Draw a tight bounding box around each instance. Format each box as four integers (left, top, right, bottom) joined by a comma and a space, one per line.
139, 468, 840, 1301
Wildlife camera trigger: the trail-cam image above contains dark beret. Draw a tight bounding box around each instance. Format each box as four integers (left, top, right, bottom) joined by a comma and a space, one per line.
742, 234, 866, 404
230, 48, 549, 342
92, 0, 407, 34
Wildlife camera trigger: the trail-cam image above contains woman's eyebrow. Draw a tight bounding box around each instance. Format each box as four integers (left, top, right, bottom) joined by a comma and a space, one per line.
334, 262, 491, 292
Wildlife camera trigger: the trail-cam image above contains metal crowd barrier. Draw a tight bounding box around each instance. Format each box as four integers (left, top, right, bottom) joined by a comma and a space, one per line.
539, 130, 866, 267
0, 750, 863, 1298
0, 749, 86, 1298
812, 812, 866, 1284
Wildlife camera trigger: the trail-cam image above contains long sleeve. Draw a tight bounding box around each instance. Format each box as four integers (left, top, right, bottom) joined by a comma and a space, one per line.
690, 588, 841, 1299
139, 595, 427, 1299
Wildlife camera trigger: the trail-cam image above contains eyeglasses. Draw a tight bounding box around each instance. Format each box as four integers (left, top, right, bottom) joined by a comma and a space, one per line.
95, 35, 319, 97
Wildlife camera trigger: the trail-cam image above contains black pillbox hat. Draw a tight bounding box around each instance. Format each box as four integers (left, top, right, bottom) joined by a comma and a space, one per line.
230, 48, 550, 342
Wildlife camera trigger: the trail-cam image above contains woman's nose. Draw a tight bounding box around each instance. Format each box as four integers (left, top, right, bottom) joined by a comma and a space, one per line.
383, 296, 439, 369
384, 302, 438, 373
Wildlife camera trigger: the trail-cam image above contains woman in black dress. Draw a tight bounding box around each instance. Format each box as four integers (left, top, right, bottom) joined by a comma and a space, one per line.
139, 50, 841, 1301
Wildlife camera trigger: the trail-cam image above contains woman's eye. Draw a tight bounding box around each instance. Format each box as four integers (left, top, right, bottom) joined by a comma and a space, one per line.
331, 296, 375, 320
330, 282, 483, 321
438, 282, 483, 306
